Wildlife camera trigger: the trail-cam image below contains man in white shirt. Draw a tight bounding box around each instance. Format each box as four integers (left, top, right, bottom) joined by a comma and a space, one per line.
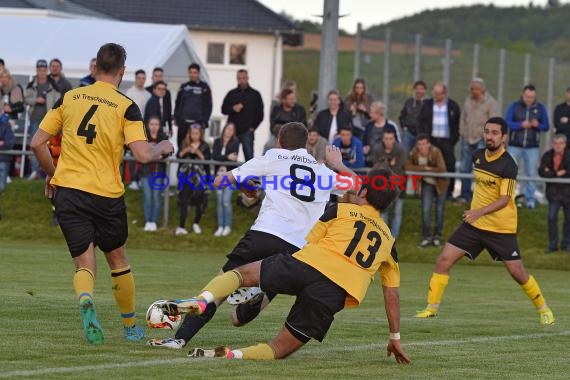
148, 122, 355, 349
125, 69, 151, 116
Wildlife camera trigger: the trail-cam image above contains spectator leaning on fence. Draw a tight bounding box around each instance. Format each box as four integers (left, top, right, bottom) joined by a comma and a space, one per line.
212, 122, 240, 237
174, 63, 213, 149
372, 129, 407, 239
48, 58, 73, 95
553, 86, 570, 141
458, 78, 500, 203
333, 126, 364, 169
314, 89, 352, 144
505, 84, 549, 209
538, 134, 570, 254
419, 81, 460, 199
0, 114, 15, 220
405, 133, 449, 248
399, 80, 427, 152
307, 127, 328, 163
363, 101, 400, 167
0, 69, 24, 125
25, 59, 61, 180
345, 78, 374, 140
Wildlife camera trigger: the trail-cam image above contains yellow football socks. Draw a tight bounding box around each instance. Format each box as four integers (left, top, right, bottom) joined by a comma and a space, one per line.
111, 266, 136, 327
74, 267, 95, 304
521, 275, 546, 310
237, 343, 276, 360
201, 270, 242, 301
427, 272, 450, 307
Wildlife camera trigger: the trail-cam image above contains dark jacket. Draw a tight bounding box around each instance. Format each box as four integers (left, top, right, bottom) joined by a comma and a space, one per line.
1, 83, 24, 120
0, 119, 15, 163
419, 98, 461, 145
79, 74, 95, 87
144, 95, 172, 134
538, 148, 570, 202
177, 141, 211, 177
146, 84, 172, 115
137, 129, 168, 178
505, 99, 549, 148
553, 102, 570, 140
212, 137, 240, 174
174, 80, 213, 127
49, 74, 73, 95
399, 97, 425, 135
221, 85, 264, 135
332, 136, 365, 169
269, 103, 307, 135
314, 107, 352, 140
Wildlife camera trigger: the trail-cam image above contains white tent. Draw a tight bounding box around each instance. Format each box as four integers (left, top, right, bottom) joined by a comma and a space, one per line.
0, 13, 208, 83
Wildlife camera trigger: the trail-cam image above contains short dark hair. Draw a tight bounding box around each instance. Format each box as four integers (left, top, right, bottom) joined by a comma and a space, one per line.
237, 69, 248, 75
49, 58, 62, 66
485, 116, 508, 135
153, 67, 164, 73
523, 84, 536, 92
153, 80, 167, 89
0, 58, 4, 66
278, 122, 308, 150
96, 43, 126, 75
188, 63, 200, 72
360, 168, 400, 211
413, 80, 426, 89
135, 69, 146, 76
280, 88, 294, 100
416, 133, 430, 142
383, 129, 396, 137
307, 126, 319, 134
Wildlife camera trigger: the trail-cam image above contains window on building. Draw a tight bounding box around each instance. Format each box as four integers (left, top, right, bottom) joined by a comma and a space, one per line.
230, 44, 247, 65
207, 42, 225, 64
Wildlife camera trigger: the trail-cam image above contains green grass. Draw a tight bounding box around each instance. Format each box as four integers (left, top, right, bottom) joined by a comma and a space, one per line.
1, 180, 570, 378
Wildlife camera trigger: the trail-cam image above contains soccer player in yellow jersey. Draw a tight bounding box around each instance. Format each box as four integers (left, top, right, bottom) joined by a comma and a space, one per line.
157, 167, 411, 363
415, 117, 555, 325
30, 43, 174, 344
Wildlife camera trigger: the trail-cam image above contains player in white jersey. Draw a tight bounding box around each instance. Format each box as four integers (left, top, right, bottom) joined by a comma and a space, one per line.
148, 122, 355, 349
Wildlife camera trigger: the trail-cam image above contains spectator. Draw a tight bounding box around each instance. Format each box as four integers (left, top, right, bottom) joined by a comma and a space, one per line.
345, 78, 374, 139
538, 134, 570, 253
24, 59, 61, 180
126, 69, 151, 117
332, 126, 364, 169
0, 114, 14, 220
176, 124, 211, 236
221, 69, 264, 161
419, 81, 460, 198
405, 133, 449, 248
506, 84, 549, 209
264, 80, 297, 150
138, 116, 168, 232
79, 58, 97, 87
265, 88, 306, 153
144, 81, 172, 137
458, 78, 500, 203
0, 58, 4, 72
399, 80, 427, 152
372, 129, 407, 238
146, 68, 173, 127
212, 122, 240, 237
306, 127, 328, 163
552, 87, 570, 141
174, 63, 212, 149
363, 101, 400, 167
314, 89, 351, 143
47, 132, 62, 226
0, 69, 25, 124
48, 58, 73, 95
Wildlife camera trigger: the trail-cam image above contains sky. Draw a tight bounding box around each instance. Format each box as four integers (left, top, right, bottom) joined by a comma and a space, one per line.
258, 0, 556, 33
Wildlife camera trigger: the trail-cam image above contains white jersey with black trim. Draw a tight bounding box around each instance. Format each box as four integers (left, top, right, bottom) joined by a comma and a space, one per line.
231, 148, 352, 248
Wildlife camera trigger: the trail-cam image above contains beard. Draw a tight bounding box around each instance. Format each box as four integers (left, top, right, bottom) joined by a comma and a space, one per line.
485, 141, 502, 152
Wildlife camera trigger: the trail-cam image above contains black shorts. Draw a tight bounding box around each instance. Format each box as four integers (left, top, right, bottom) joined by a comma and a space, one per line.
260, 254, 347, 343
447, 222, 522, 262
221, 230, 299, 272
54, 187, 128, 258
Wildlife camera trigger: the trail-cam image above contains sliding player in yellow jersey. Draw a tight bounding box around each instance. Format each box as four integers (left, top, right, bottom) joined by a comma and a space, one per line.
31, 43, 174, 344
157, 166, 411, 363
415, 117, 555, 325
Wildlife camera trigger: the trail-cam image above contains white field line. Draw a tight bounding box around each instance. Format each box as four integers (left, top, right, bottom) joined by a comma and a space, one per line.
1, 330, 569, 378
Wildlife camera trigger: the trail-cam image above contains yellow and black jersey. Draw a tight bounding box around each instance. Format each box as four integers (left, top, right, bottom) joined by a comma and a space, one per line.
40, 81, 147, 198
470, 147, 517, 233
293, 202, 400, 307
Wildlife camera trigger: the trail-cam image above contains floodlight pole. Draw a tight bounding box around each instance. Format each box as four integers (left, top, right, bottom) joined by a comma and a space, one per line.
317, 0, 339, 113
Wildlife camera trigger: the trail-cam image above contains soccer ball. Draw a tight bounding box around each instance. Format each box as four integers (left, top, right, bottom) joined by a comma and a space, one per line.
146, 300, 182, 330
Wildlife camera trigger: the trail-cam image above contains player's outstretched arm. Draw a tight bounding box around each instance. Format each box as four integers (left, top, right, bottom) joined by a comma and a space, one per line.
383, 286, 411, 364
129, 140, 173, 164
